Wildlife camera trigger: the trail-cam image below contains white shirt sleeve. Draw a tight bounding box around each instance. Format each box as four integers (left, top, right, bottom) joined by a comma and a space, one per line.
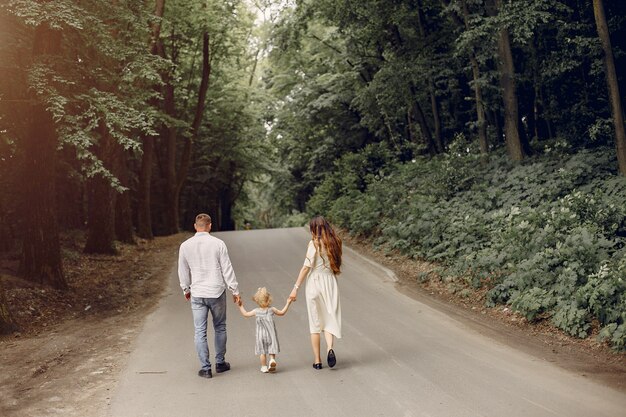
219, 243, 239, 295
178, 246, 191, 293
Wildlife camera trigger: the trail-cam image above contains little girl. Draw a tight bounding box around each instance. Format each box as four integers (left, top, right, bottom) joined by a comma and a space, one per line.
238, 287, 292, 373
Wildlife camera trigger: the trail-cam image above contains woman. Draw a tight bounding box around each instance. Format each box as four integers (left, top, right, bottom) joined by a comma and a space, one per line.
289, 216, 342, 370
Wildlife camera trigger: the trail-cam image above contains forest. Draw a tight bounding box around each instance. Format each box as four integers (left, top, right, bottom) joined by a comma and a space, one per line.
1, 0, 625, 349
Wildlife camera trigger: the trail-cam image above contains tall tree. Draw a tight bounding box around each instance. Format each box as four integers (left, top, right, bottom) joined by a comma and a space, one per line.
114, 150, 135, 244
487, 0, 525, 161
416, 0, 444, 152
20, 20, 67, 289
593, 0, 626, 175
137, 0, 166, 240
84, 123, 119, 254
83, 0, 137, 254
442, 0, 489, 153
159, 29, 211, 234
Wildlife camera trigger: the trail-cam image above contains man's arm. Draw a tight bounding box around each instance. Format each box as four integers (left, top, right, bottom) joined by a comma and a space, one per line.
178, 246, 191, 299
219, 243, 240, 302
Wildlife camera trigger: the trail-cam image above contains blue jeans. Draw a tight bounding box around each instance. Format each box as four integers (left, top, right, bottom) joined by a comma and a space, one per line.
191, 291, 227, 371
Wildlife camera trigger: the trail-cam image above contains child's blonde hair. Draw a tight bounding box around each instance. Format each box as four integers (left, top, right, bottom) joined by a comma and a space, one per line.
252, 287, 272, 308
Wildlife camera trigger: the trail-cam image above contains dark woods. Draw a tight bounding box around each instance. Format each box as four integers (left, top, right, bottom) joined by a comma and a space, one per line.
0, 0, 263, 311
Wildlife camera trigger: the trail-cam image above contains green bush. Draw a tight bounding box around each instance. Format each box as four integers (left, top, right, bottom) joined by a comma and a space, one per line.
307, 144, 626, 349
510, 287, 556, 321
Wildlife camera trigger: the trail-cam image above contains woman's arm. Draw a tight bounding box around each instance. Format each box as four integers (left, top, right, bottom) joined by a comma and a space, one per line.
238, 303, 256, 318
289, 265, 311, 301
272, 298, 293, 316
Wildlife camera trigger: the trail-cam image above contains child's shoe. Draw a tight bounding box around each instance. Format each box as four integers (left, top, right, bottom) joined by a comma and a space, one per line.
268, 358, 277, 372
260, 365, 269, 373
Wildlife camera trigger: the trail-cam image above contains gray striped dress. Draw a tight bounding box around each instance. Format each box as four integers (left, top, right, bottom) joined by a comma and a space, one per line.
254, 308, 280, 355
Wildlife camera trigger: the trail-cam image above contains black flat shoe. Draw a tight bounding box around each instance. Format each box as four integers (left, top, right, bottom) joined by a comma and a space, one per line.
312, 363, 323, 370
327, 349, 336, 368
198, 369, 213, 378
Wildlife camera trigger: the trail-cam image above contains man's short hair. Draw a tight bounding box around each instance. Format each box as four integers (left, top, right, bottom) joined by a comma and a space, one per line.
195, 213, 212, 228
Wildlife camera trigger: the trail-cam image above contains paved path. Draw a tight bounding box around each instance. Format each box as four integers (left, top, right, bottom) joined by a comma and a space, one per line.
108, 228, 626, 417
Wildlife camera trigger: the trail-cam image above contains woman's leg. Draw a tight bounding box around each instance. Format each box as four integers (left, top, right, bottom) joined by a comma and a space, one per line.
259, 354, 267, 366
310, 333, 321, 363
323, 331, 334, 352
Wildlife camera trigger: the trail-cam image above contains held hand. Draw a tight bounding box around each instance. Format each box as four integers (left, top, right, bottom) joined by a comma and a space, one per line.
233, 294, 241, 304
288, 288, 297, 302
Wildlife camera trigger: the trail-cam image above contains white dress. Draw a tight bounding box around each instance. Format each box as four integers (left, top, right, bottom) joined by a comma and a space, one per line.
304, 240, 342, 338
254, 308, 280, 355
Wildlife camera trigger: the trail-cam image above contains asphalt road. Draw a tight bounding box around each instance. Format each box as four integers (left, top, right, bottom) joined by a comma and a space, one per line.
107, 227, 626, 417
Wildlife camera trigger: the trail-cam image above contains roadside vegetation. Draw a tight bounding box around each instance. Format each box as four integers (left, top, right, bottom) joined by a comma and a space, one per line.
308, 141, 626, 350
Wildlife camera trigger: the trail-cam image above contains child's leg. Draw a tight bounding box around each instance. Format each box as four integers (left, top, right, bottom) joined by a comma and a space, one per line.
268, 354, 277, 372
259, 354, 269, 373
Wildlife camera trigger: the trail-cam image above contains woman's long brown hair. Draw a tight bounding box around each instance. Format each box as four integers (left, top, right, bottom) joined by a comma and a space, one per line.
309, 216, 342, 275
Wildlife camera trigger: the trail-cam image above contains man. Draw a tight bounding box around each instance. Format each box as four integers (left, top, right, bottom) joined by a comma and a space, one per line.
178, 213, 241, 378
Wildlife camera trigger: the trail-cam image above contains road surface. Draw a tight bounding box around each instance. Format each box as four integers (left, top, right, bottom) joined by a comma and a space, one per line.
108, 228, 626, 417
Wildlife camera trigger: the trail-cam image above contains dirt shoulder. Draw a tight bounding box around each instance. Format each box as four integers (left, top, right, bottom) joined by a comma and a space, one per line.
341, 233, 626, 393
0, 233, 187, 417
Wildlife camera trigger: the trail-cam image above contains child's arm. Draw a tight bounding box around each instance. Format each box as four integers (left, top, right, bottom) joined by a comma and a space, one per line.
238, 302, 256, 318
272, 298, 293, 316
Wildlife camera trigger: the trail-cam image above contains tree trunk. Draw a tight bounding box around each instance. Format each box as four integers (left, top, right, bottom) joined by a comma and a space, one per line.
406, 108, 416, 143
84, 123, 118, 254
84, 176, 117, 254
413, 101, 437, 156
462, 0, 489, 154
163, 80, 179, 235
137, 135, 154, 239
0, 281, 17, 334
163, 30, 211, 234
219, 188, 235, 231
114, 147, 134, 244
137, 0, 166, 239
416, 1, 444, 152
20, 22, 67, 289
593, 0, 626, 175
115, 191, 134, 244
536, 84, 551, 140
490, 0, 525, 161
443, 0, 489, 154
430, 88, 444, 152
471, 54, 489, 153
56, 152, 86, 230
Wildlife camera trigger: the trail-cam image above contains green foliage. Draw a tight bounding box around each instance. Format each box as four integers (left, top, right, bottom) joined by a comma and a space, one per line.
552, 302, 591, 338
3, 0, 85, 29
2, 0, 164, 189
510, 287, 556, 321
307, 144, 626, 349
